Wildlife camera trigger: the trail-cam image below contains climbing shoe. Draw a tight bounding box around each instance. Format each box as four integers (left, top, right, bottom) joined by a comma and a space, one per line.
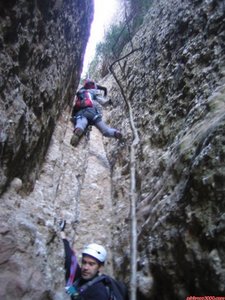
114, 131, 123, 140
70, 134, 80, 147
70, 128, 83, 147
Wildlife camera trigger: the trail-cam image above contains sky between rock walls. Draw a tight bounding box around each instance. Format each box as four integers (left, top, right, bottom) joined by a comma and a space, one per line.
81, 0, 120, 78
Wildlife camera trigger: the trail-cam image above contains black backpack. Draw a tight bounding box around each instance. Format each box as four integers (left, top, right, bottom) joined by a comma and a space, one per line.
101, 275, 129, 300
68, 274, 129, 300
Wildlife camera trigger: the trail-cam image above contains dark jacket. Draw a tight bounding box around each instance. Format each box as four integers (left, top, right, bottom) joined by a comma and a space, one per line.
63, 239, 109, 300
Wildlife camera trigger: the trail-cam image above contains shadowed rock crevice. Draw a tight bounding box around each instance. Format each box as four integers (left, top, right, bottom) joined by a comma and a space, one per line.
0, 0, 94, 195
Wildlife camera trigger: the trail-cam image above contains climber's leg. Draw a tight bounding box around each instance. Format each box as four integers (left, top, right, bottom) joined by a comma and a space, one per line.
70, 116, 88, 147
95, 120, 122, 139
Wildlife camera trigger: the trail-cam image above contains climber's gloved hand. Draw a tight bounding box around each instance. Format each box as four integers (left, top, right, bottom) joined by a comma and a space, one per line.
59, 220, 66, 231
65, 285, 78, 296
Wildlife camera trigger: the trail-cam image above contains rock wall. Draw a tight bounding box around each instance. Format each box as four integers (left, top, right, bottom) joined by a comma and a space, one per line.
0, 112, 114, 300
102, 0, 225, 299
0, 1, 95, 299
1, 0, 225, 299
0, 0, 94, 195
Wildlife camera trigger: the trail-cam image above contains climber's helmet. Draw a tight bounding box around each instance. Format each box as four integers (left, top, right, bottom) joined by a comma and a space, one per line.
83, 78, 96, 90
84, 78, 92, 84
82, 243, 107, 264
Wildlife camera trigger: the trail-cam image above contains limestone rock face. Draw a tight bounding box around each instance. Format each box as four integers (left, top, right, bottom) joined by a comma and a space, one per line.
0, 1, 94, 299
102, 0, 225, 298
1, 0, 225, 300
0, 114, 113, 300
0, 0, 94, 195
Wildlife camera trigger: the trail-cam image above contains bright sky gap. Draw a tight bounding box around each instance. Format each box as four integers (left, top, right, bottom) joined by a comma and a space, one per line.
82, 0, 119, 77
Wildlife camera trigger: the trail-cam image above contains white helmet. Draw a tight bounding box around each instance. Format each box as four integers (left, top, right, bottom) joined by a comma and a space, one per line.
82, 243, 107, 263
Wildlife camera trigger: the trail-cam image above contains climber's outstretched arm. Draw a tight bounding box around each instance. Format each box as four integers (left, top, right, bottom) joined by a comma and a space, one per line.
96, 84, 107, 97
58, 220, 81, 285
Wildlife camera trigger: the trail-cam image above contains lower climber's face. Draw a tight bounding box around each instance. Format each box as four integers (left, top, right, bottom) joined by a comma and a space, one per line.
81, 255, 101, 280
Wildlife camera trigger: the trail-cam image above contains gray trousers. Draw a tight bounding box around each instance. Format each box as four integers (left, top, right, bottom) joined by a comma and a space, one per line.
75, 116, 117, 138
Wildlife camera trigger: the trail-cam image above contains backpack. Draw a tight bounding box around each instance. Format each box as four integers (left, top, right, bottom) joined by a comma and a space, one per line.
102, 275, 129, 300
66, 274, 129, 300
74, 89, 93, 110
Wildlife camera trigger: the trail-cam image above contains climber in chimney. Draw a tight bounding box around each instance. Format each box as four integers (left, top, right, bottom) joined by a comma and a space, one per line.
70, 79, 123, 147
58, 220, 108, 299
58, 220, 129, 300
